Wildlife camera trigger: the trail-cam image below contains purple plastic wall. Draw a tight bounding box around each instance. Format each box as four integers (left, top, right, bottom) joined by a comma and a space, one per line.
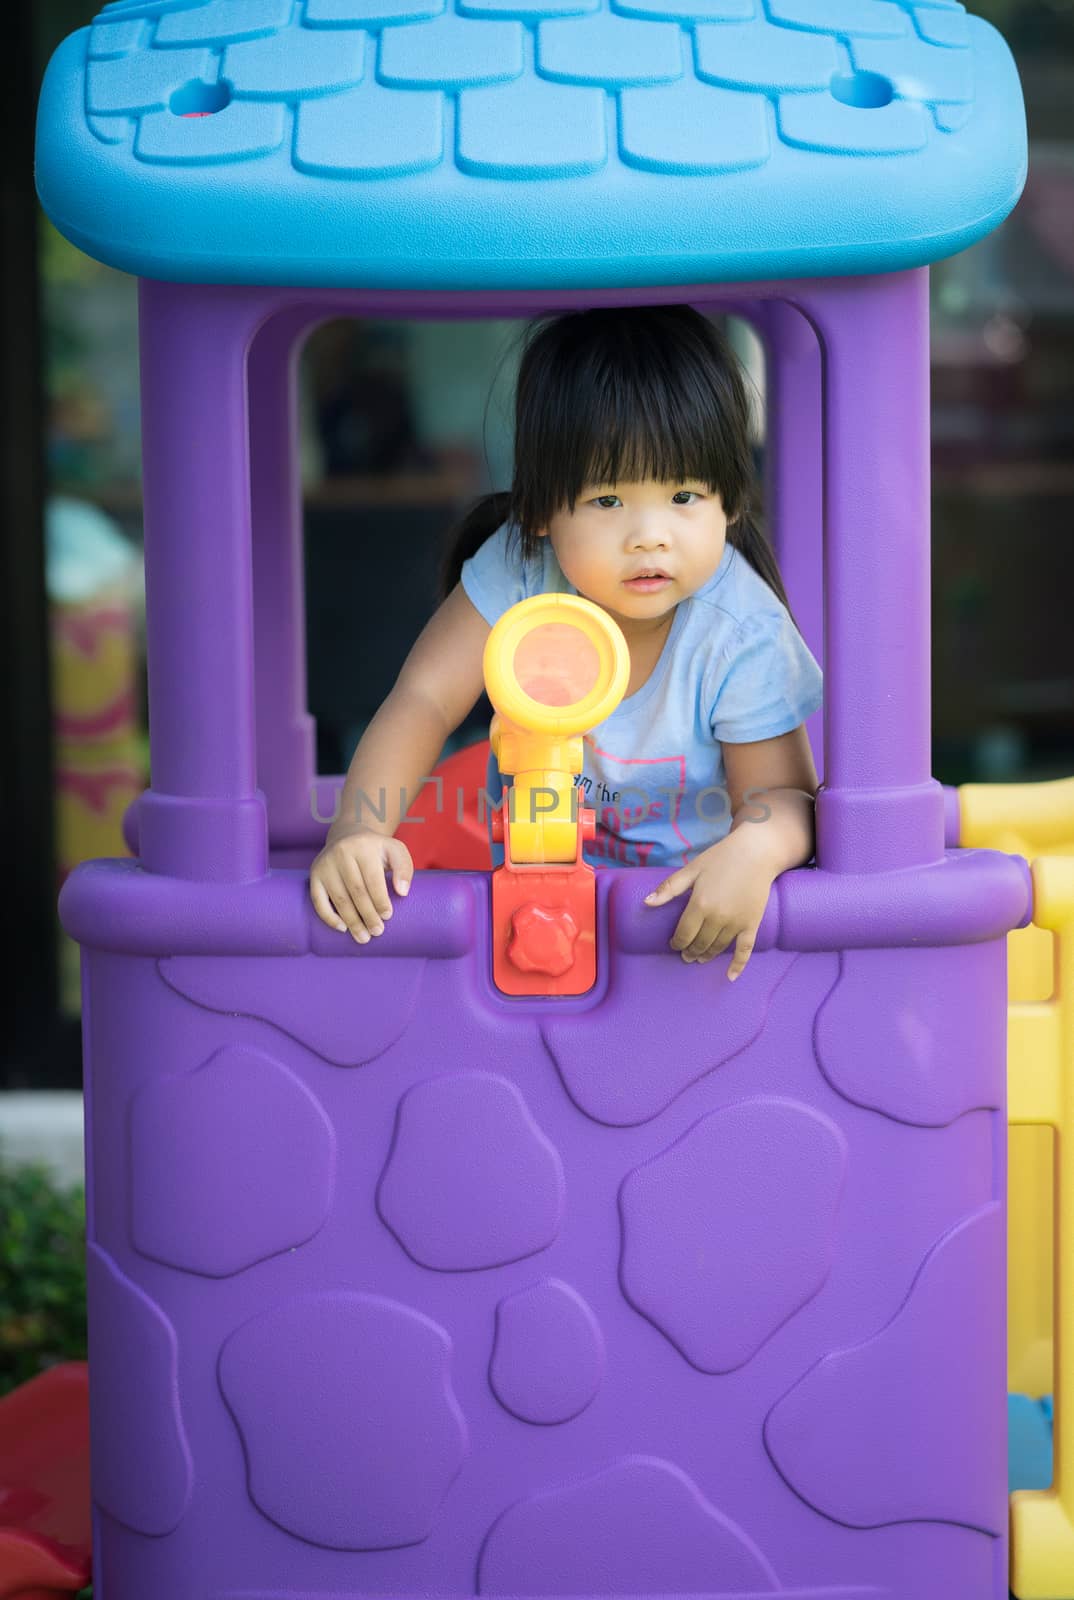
758, 298, 824, 785
62, 271, 1030, 1600
64, 861, 1027, 1600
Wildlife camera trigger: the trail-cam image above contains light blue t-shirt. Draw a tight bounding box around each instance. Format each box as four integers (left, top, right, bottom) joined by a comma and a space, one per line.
461, 523, 822, 871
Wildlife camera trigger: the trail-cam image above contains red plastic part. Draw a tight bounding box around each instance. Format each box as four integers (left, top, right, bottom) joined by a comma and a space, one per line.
401, 738, 492, 871
0, 1362, 91, 1600
491, 797, 597, 997
507, 900, 580, 977
368, 737, 599, 996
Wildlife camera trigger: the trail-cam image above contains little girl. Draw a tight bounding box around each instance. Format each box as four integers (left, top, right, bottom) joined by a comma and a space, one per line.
310, 305, 822, 978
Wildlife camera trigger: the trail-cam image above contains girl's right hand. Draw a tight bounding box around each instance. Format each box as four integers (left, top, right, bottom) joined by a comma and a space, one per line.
309, 828, 413, 944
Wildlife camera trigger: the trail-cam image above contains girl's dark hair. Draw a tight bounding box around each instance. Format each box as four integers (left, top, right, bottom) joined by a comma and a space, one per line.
437, 304, 793, 619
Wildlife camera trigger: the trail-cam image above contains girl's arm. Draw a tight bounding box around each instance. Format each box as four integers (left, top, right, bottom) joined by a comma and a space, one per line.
723, 724, 818, 874
311, 584, 491, 939
643, 725, 819, 976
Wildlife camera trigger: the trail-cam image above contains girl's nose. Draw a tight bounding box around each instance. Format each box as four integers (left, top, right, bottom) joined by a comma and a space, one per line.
627, 516, 670, 550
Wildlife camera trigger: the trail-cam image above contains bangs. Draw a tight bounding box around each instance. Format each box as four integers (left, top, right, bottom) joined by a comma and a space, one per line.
559, 386, 722, 505
510, 307, 750, 536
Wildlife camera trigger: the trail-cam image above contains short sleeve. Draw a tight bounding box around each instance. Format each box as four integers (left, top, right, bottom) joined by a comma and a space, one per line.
709, 611, 823, 744
459, 522, 528, 627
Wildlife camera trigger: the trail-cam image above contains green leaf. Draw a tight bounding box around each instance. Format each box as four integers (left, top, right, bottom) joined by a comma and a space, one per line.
0, 1163, 87, 1395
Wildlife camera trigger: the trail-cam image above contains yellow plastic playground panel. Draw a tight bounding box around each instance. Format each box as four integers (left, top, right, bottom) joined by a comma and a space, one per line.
961, 780, 1074, 1598
961, 778, 1074, 1402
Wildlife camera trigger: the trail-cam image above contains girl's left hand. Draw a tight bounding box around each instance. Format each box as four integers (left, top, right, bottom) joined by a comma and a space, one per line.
643, 836, 774, 980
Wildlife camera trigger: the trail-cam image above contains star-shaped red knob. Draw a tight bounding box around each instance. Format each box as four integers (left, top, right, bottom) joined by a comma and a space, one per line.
507, 901, 580, 976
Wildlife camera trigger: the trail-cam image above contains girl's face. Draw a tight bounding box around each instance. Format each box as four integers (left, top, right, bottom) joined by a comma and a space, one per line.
538, 480, 729, 635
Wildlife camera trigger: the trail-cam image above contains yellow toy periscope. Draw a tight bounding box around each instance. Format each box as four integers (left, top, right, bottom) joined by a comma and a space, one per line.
484, 594, 630, 864
483, 594, 629, 996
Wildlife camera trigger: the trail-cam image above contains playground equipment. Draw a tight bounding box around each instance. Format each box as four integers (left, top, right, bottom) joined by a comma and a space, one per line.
0, 1363, 91, 1600
36, 3, 1038, 1598
958, 776, 1074, 1406
953, 777, 1074, 1596
485, 595, 629, 994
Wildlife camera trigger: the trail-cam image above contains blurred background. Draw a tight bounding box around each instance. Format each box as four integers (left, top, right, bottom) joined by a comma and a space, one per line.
1, 3, 1071, 1191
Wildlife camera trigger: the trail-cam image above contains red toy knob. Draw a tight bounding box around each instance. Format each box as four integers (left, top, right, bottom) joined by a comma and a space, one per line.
491, 807, 505, 843
507, 901, 579, 977
581, 807, 596, 841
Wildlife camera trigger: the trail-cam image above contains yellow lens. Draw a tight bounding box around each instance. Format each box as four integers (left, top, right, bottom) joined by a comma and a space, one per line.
483, 595, 630, 736
512, 622, 601, 707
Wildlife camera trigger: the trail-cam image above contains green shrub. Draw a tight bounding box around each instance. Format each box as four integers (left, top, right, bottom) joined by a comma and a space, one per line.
0, 1163, 87, 1394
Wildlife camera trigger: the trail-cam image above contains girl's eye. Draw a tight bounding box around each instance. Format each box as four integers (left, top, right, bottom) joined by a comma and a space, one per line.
672, 490, 701, 505
594, 495, 621, 509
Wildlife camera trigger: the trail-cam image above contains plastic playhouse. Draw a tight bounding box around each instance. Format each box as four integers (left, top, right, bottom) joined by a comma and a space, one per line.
31, 2, 1060, 1598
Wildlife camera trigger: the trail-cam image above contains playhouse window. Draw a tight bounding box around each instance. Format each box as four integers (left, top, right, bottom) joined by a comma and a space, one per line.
300, 313, 765, 780
300, 318, 516, 778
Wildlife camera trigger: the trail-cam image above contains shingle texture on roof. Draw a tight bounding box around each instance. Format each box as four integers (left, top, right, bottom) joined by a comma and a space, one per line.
36, 0, 1027, 289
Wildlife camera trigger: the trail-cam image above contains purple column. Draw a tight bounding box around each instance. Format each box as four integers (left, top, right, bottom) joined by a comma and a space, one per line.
137, 280, 267, 880
248, 308, 318, 848
791, 270, 944, 873
758, 299, 824, 786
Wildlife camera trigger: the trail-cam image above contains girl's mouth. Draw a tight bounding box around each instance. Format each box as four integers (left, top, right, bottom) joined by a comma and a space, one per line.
623, 574, 671, 592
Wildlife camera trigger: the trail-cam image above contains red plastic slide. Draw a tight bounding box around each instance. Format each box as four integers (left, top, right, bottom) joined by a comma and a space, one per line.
0, 1362, 91, 1600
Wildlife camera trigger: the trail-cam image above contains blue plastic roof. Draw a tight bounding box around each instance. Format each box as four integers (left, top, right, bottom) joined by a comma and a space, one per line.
35, 0, 1027, 291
